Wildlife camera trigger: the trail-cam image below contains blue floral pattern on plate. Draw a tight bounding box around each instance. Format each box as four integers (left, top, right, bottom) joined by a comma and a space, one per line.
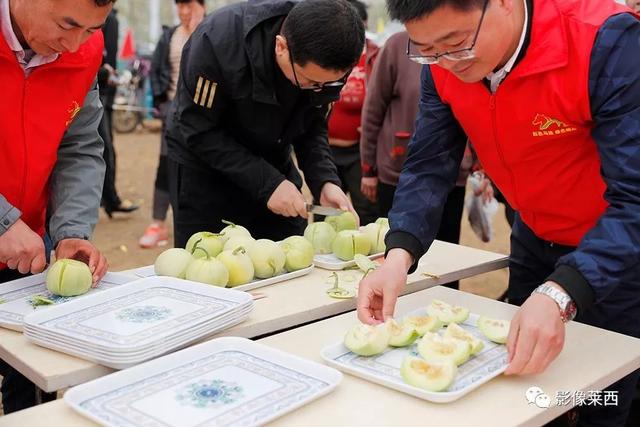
78, 350, 331, 426
175, 379, 243, 408
116, 305, 172, 323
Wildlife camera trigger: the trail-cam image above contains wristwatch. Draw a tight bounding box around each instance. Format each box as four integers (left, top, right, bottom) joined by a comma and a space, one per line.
532, 284, 577, 323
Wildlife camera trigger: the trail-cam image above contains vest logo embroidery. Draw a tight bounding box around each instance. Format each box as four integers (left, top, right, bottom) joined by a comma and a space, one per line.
66, 101, 81, 126
532, 113, 578, 137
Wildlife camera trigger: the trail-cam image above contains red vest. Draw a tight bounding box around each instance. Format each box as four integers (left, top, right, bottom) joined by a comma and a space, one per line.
431, 0, 632, 246
0, 31, 103, 265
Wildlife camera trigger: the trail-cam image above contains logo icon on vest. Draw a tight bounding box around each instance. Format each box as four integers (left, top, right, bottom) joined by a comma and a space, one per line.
532, 113, 577, 137
66, 101, 81, 127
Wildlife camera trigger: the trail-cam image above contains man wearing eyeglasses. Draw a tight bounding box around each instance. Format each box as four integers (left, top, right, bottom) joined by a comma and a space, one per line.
357, 0, 640, 425
164, 0, 364, 245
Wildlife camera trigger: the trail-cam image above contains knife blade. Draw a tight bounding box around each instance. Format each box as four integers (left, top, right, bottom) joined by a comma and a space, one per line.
305, 204, 345, 216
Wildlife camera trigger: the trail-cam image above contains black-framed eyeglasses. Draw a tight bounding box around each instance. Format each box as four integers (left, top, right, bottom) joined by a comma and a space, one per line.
406, 0, 490, 65
288, 47, 349, 91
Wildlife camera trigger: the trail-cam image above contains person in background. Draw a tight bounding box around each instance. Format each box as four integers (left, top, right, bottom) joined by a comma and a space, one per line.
165, 0, 363, 246
325, 0, 379, 225
360, 30, 468, 288
626, 0, 640, 14
0, 0, 111, 413
98, 8, 139, 218
139, 0, 205, 248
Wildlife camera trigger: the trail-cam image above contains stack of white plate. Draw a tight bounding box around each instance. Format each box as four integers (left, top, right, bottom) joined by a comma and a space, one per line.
23, 277, 253, 369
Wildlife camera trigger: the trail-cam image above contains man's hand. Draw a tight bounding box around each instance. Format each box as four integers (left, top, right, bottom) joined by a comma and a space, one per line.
357, 248, 413, 324
505, 289, 566, 375
361, 177, 378, 202
474, 176, 495, 204
0, 219, 47, 274
320, 183, 359, 225
267, 180, 308, 218
56, 239, 108, 286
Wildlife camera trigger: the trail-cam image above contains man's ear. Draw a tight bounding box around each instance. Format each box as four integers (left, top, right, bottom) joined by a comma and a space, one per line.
498, 0, 516, 16
275, 35, 288, 56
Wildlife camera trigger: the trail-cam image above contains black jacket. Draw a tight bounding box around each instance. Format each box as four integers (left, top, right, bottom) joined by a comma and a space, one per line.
150, 25, 178, 107
165, 0, 341, 207
98, 9, 119, 109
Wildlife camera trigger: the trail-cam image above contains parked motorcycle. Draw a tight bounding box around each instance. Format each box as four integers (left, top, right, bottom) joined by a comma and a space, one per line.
112, 58, 154, 133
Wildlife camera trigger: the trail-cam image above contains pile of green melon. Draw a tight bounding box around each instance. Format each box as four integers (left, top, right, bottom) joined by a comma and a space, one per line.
304, 213, 389, 261
343, 299, 511, 392
154, 221, 314, 287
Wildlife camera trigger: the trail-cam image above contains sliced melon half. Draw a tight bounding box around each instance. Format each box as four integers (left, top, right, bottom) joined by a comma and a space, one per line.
477, 316, 510, 344
403, 315, 444, 336
426, 299, 470, 324
344, 323, 390, 356
444, 322, 484, 355
387, 320, 420, 347
400, 355, 457, 392
417, 332, 472, 366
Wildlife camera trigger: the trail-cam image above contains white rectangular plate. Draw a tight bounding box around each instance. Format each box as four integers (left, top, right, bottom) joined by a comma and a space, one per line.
313, 252, 383, 271
65, 337, 342, 427
22, 305, 253, 356
24, 277, 253, 351
0, 272, 137, 332
320, 310, 508, 403
130, 265, 314, 292
25, 314, 250, 369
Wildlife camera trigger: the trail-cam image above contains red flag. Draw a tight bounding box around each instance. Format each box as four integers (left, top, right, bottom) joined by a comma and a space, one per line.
119, 28, 136, 59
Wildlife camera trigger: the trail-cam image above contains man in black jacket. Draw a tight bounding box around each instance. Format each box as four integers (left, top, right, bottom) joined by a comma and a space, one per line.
165, 0, 365, 245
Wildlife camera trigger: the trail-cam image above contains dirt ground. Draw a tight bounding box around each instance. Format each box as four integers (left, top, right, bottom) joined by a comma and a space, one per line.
94, 123, 511, 299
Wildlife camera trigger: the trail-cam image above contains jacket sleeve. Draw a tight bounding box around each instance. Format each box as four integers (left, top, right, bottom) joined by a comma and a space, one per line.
0, 194, 21, 236
292, 103, 341, 200
48, 82, 106, 247
173, 32, 285, 207
548, 13, 640, 314
150, 28, 170, 103
360, 39, 396, 178
385, 66, 467, 272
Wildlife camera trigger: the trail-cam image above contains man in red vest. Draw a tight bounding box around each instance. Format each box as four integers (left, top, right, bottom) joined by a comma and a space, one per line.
0, 0, 112, 413
357, 0, 640, 425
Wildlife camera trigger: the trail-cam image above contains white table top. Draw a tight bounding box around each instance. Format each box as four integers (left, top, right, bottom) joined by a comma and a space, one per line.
0, 240, 507, 392
3, 286, 640, 427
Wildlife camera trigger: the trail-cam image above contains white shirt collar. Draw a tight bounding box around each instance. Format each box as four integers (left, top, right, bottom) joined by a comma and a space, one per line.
0, 0, 59, 74
486, 0, 528, 93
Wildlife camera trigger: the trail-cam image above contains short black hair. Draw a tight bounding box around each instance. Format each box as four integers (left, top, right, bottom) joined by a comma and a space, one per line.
283, 0, 365, 71
175, 0, 205, 5
346, 0, 368, 22
94, 0, 116, 5
387, 0, 485, 22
